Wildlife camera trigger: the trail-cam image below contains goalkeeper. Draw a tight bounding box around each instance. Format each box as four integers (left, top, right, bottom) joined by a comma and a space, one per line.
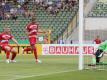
92, 40, 107, 65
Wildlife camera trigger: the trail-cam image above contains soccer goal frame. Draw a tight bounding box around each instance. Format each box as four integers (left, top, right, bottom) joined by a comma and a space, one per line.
78, 0, 84, 70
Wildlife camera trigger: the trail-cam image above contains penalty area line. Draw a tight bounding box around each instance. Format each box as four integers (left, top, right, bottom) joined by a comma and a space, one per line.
12, 69, 78, 80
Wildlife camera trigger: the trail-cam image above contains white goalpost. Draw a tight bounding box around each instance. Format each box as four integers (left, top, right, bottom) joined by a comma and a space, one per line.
78, 0, 84, 70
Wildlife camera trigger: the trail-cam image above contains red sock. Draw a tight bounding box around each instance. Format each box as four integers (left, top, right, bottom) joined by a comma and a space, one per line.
24, 47, 32, 52
33, 47, 38, 61
6, 52, 10, 59
11, 53, 16, 60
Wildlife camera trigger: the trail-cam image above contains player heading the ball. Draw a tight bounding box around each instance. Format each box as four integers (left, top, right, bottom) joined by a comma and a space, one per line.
23, 18, 41, 63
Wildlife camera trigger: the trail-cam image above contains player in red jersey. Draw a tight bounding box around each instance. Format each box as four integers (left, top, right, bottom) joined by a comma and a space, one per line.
0, 27, 19, 63
23, 18, 41, 63
94, 35, 101, 44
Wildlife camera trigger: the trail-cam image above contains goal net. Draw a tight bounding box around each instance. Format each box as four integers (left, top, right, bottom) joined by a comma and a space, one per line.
83, 0, 107, 70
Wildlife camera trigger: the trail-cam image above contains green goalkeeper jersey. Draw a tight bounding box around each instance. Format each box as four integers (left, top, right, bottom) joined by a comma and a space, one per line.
98, 40, 107, 52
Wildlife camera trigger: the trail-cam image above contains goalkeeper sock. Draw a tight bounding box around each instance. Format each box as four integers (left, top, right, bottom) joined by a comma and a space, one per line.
102, 62, 107, 64
92, 58, 96, 64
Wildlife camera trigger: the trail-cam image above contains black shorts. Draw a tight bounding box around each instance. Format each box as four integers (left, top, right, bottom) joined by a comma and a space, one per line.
95, 49, 103, 57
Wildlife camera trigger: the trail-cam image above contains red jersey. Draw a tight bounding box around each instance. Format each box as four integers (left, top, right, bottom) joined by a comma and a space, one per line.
26, 22, 38, 38
94, 39, 101, 44
0, 32, 13, 44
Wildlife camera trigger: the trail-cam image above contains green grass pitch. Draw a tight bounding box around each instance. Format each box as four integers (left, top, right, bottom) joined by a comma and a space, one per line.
0, 54, 107, 80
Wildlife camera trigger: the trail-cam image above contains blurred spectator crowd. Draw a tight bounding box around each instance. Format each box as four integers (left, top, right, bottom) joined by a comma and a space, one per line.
35, 0, 78, 14
0, 0, 78, 21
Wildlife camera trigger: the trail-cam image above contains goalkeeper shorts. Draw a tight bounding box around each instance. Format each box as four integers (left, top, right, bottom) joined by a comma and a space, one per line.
95, 49, 103, 57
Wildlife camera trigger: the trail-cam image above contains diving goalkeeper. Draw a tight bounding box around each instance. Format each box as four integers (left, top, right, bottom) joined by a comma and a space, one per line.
92, 40, 107, 65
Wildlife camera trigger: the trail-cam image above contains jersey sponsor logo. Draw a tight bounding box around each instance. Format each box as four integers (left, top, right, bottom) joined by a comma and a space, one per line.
2, 35, 11, 40
29, 25, 38, 29
29, 30, 37, 34
28, 35, 37, 38
1, 40, 8, 43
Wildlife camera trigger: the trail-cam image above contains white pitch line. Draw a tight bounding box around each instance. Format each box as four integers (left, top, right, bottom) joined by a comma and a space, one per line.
12, 69, 78, 80
1, 69, 107, 80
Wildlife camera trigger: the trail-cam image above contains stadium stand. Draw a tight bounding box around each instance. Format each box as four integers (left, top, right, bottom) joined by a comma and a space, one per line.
0, 0, 79, 44
83, 0, 107, 43
88, 0, 107, 17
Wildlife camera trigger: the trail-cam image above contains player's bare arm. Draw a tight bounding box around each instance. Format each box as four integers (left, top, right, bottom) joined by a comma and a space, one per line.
11, 38, 19, 46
